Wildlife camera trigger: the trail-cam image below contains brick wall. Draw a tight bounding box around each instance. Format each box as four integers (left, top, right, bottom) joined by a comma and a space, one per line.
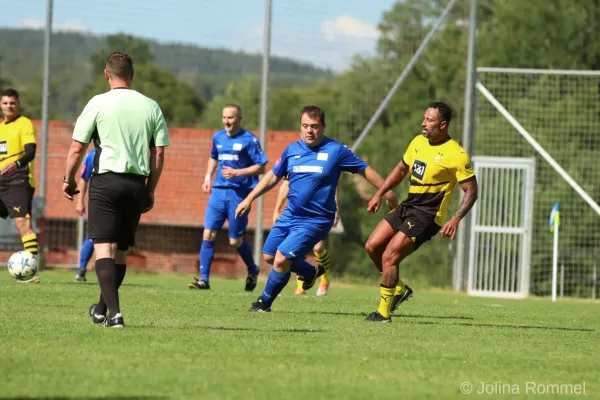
17, 120, 305, 274
39, 120, 297, 226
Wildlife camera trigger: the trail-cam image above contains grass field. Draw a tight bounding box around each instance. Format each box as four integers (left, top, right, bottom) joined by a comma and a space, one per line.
0, 269, 598, 399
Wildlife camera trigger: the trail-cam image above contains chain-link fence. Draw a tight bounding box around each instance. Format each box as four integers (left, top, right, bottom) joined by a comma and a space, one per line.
11, 1, 597, 300
3, 0, 457, 278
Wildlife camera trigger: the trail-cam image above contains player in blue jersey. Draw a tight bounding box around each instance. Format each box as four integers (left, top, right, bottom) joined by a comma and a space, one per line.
235, 105, 398, 312
74, 148, 96, 282
189, 104, 268, 291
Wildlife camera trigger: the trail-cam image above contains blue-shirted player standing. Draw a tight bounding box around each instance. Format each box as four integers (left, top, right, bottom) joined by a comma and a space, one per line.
74, 148, 96, 282
236, 105, 398, 312
189, 104, 268, 291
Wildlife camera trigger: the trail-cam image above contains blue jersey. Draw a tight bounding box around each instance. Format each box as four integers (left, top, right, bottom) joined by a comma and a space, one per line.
79, 149, 96, 181
211, 129, 268, 191
272, 137, 368, 222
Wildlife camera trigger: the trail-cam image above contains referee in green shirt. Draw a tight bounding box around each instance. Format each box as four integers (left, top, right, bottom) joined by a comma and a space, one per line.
63, 52, 170, 328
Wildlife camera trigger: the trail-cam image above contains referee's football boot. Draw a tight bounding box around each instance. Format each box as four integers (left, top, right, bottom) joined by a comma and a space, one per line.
188, 277, 210, 290
88, 303, 106, 325
102, 313, 125, 328
363, 311, 392, 323
390, 285, 414, 313
299, 264, 326, 291
248, 296, 271, 312
245, 273, 258, 292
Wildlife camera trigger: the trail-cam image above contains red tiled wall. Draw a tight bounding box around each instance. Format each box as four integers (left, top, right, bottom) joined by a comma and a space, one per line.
17, 121, 304, 273
39, 120, 297, 228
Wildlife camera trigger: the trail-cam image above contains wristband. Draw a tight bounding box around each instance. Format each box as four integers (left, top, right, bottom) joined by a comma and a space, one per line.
204, 174, 211, 182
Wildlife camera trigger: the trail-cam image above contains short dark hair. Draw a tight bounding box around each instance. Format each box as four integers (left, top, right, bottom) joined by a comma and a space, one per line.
223, 103, 242, 116
106, 52, 134, 80
0, 88, 19, 100
300, 105, 326, 126
429, 101, 452, 123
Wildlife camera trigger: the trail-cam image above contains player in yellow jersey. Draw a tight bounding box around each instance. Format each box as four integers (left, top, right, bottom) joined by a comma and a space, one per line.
0, 89, 40, 283
364, 102, 478, 322
272, 177, 337, 296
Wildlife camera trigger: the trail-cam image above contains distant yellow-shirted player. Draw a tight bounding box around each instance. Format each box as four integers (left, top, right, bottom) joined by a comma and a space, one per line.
272, 177, 336, 296
0, 88, 39, 283
364, 102, 479, 322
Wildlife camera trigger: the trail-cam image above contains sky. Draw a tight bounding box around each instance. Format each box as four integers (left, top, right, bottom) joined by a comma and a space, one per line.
0, 0, 398, 71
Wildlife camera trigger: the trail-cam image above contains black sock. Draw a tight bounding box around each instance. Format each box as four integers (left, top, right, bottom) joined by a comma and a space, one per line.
116, 264, 127, 286
96, 264, 127, 316
95, 258, 119, 317
114, 264, 127, 310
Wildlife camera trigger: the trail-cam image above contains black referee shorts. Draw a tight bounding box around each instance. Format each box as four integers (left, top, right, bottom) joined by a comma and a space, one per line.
88, 172, 147, 251
384, 204, 441, 249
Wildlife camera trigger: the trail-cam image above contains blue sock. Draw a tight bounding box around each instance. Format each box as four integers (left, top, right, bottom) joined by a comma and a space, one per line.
199, 240, 215, 282
261, 268, 291, 306
79, 238, 94, 271
237, 240, 258, 276
290, 258, 317, 282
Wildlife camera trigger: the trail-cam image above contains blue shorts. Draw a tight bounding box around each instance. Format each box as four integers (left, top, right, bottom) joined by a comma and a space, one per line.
204, 187, 250, 239
263, 214, 333, 260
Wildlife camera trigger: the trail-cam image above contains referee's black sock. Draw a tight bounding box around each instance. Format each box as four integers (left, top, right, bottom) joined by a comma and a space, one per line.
96, 264, 127, 316
116, 264, 127, 287
95, 258, 120, 317
114, 264, 127, 309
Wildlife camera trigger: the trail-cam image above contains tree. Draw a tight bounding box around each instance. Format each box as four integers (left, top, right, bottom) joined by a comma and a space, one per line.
84, 34, 205, 127
0, 58, 11, 92
199, 75, 262, 130
477, 0, 600, 70
89, 34, 155, 75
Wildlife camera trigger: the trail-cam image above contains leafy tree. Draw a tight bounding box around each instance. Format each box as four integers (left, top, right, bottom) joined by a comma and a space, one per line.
83, 34, 205, 127
477, 0, 600, 69
89, 34, 155, 75
0, 57, 11, 92
199, 75, 262, 131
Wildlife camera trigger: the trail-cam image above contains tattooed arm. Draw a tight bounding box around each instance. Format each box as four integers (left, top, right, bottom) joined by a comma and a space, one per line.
440, 178, 478, 239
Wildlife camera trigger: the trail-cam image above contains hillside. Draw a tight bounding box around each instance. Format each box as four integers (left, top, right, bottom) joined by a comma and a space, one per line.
0, 28, 332, 120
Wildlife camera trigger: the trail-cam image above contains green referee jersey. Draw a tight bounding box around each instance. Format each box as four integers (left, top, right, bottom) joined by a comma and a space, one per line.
72, 88, 170, 176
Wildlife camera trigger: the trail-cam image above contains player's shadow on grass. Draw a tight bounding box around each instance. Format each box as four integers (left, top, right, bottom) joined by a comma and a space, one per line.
134, 325, 324, 333
51, 282, 96, 287
1, 397, 168, 400
295, 310, 474, 321
51, 282, 158, 288
410, 320, 594, 332
198, 326, 325, 334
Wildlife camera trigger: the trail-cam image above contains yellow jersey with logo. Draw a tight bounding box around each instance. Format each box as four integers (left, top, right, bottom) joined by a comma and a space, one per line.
0, 116, 36, 187
401, 135, 475, 225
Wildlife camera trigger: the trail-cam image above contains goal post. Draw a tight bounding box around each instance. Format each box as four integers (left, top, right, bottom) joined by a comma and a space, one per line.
471, 67, 600, 299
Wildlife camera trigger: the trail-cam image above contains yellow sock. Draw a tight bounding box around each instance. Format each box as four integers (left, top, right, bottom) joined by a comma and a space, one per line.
296, 276, 304, 290
395, 279, 407, 296
21, 233, 38, 256
321, 270, 329, 284
378, 284, 395, 318
314, 248, 331, 284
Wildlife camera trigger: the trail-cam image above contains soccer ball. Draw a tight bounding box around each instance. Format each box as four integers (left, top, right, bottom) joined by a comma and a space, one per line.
7, 251, 38, 281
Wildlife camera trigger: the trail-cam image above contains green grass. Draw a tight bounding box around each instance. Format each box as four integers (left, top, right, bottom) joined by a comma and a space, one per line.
0, 270, 598, 399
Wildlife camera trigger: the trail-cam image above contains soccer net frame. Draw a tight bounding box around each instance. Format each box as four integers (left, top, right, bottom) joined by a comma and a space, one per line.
473, 67, 600, 299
